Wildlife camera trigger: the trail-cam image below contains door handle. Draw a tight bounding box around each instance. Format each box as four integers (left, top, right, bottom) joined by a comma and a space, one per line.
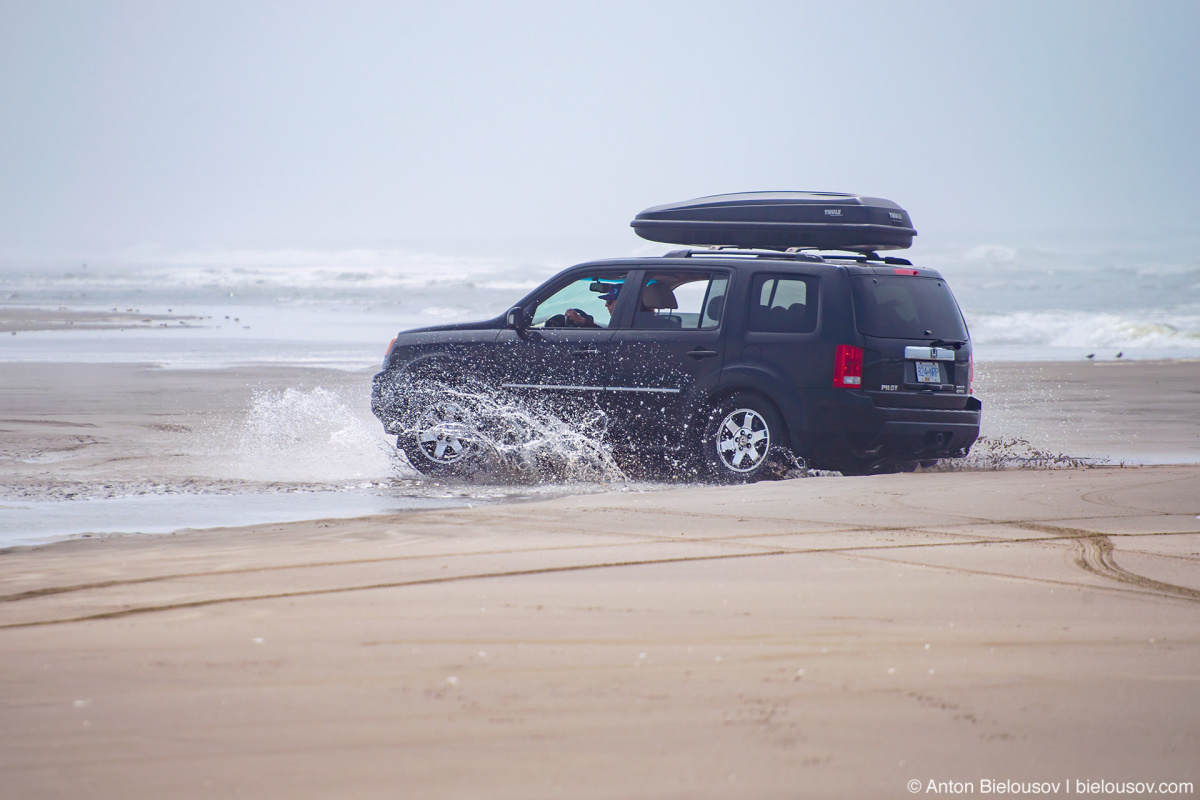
572, 347, 600, 357
688, 348, 719, 359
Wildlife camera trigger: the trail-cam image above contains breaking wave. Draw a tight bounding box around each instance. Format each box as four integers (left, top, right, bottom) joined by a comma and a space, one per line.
1, 246, 528, 287
965, 309, 1200, 354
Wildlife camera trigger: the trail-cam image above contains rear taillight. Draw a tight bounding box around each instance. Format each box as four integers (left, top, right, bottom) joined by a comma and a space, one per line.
384, 337, 396, 357
833, 344, 862, 388
968, 353, 974, 394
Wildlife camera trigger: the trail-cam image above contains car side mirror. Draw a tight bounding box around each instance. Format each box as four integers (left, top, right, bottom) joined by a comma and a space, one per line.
506, 306, 529, 331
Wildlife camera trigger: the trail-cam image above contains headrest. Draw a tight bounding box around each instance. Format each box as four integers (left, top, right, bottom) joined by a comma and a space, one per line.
705, 294, 725, 321
641, 282, 678, 310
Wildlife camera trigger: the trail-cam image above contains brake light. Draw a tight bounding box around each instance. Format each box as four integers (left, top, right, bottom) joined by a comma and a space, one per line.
384, 337, 396, 356
893, 268, 920, 276
833, 344, 862, 388
968, 352, 974, 394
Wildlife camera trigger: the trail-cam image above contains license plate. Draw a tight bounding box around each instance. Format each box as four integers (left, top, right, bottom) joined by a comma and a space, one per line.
915, 362, 941, 383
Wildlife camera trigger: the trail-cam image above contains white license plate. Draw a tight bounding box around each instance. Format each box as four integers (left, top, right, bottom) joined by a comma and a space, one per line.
916, 362, 941, 383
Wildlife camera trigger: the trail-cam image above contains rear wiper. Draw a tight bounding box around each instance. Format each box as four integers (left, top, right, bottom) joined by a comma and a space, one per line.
929, 339, 966, 350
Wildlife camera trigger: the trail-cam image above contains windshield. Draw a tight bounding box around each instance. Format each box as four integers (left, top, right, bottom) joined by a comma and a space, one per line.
851, 276, 968, 340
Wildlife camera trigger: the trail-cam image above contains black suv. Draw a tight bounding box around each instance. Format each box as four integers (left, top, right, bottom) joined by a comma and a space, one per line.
371, 193, 981, 481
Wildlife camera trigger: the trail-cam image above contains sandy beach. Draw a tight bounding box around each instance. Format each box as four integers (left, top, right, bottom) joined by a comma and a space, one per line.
2, 358, 1199, 798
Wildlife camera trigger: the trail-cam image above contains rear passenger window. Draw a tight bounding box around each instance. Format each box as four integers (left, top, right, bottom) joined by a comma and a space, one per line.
748, 276, 818, 333
633, 271, 729, 330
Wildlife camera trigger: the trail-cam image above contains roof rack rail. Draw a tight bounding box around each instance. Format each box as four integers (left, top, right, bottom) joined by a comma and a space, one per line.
662, 246, 913, 266
813, 250, 913, 266
663, 246, 825, 262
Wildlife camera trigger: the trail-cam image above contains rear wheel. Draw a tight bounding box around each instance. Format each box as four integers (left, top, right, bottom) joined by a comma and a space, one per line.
698, 393, 787, 483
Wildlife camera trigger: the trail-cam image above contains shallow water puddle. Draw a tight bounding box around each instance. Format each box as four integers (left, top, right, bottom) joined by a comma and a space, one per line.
0, 490, 453, 548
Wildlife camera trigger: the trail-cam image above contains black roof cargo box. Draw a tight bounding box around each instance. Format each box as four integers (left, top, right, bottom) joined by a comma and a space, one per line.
631, 191, 916, 252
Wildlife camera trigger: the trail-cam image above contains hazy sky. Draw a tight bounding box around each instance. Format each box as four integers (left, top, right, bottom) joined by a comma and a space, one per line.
1, 0, 1198, 258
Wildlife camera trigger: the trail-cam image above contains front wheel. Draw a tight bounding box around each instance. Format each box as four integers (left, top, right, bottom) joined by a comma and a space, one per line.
697, 394, 787, 483
399, 396, 477, 477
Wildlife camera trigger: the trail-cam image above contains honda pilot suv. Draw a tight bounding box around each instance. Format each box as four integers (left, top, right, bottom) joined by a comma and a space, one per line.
371, 192, 981, 481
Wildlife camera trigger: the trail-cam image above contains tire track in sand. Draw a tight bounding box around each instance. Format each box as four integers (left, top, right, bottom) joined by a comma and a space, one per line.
5, 526, 1199, 630
1072, 532, 1200, 601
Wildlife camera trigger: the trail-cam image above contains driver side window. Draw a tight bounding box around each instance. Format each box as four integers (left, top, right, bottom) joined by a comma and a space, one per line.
530, 272, 628, 329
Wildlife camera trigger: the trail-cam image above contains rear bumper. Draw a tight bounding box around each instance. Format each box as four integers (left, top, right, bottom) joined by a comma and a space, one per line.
867, 404, 981, 458
798, 390, 981, 465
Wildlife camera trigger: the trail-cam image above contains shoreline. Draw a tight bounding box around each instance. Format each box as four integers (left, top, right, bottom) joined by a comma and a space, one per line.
2, 358, 1200, 547
0, 306, 202, 332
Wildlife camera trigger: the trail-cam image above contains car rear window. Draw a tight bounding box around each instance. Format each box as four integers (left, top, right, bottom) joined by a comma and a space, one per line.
851, 276, 968, 340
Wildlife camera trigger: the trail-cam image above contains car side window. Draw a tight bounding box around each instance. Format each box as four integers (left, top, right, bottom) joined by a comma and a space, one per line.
748, 275, 818, 333
530, 273, 628, 329
632, 272, 728, 330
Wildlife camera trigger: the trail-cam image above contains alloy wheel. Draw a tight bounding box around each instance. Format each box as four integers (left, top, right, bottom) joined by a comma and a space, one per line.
415, 401, 473, 464
715, 408, 770, 472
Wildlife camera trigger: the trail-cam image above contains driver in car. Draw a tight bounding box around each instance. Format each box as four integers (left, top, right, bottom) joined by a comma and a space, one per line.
556, 285, 619, 328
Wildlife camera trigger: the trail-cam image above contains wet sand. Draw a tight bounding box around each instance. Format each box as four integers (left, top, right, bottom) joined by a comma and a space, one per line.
3, 359, 1198, 500
0, 307, 201, 332
0, 362, 378, 499
975, 359, 1200, 464
2, 360, 1199, 797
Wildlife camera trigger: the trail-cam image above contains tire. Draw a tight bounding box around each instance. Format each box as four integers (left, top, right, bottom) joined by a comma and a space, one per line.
398, 394, 477, 477
697, 393, 787, 483
836, 457, 919, 476
834, 457, 875, 476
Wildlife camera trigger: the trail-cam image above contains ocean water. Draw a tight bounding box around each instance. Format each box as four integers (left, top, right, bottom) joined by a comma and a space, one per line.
0, 247, 536, 368
4, 234, 1199, 367
920, 236, 1200, 361
2, 235, 1197, 545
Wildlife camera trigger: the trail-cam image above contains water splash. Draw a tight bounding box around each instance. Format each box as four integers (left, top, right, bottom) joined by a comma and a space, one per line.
934, 436, 1108, 471
385, 379, 628, 483
229, 386, 405, 482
